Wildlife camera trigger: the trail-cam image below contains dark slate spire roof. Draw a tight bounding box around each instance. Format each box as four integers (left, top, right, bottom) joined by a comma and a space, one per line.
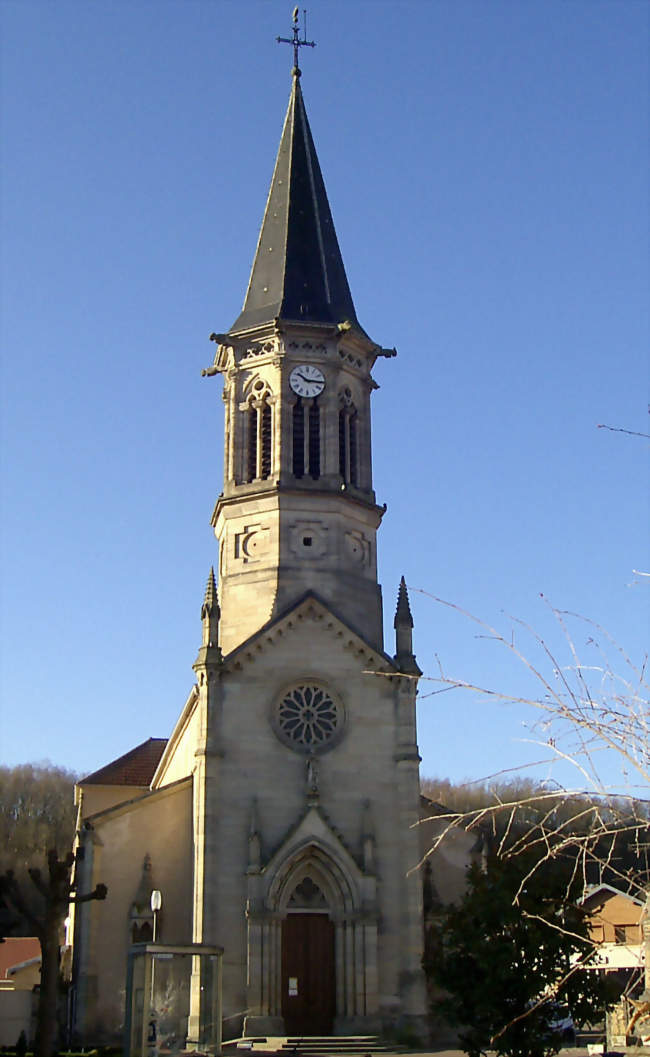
230, 72, 361, 335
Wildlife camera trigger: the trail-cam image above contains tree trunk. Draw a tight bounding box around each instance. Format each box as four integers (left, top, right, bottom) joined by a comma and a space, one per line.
36, 915, 61, 1057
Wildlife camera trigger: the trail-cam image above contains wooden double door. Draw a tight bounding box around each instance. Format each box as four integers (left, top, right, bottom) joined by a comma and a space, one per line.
281, 913, 335, 1035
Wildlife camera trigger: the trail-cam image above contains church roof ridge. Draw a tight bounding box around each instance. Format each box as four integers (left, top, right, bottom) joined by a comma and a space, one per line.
230, 74, 364, 336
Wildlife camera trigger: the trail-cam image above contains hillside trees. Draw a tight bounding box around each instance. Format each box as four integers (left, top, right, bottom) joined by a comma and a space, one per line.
0, 763, 77, 875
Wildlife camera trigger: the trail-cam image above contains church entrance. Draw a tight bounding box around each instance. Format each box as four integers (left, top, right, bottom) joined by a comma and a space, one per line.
281, 913, 335, 1035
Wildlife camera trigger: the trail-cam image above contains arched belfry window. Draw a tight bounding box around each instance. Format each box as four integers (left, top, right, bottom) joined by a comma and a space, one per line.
243, 379, 273, 483
292, 398, 320, 480
338, 389, 358, 487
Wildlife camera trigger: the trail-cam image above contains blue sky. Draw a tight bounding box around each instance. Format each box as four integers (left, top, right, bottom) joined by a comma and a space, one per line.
1, 1, 648, 796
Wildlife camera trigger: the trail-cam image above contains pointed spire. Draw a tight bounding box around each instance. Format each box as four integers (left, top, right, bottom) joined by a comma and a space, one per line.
201, 566, 218, 617
230, 75, 363, 335
394, 576, 414, 629
199, 566, 220, 652
393, 576, 421, 674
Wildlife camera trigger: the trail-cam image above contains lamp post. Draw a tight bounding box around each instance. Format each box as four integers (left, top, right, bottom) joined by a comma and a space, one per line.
149, 890, 163, 1019
150, 890, 162, 943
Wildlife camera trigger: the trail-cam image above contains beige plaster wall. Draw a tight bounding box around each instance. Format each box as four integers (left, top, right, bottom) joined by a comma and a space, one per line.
79, 783, 150, 818
78, 780, 193, 1042
418, 813, 476, 906
0, 989, 35, 1046
7, 961, 41, 991
587, 892, 644, 944
154, 699, 201, 787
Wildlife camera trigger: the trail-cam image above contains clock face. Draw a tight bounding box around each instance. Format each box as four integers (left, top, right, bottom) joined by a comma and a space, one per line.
289, 364, 326, 398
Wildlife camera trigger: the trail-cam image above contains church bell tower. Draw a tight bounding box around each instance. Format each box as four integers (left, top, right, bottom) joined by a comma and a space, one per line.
206, 64, 396, 656
68, 26, 430, 1045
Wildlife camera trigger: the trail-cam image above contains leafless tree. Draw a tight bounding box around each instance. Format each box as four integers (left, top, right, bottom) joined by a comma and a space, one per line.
415, 589, 649, 1045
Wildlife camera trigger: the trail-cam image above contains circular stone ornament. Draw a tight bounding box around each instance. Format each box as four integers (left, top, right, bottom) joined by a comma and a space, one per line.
273, 684, 344, 753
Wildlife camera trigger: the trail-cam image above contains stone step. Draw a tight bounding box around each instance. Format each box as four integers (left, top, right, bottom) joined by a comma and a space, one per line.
225, 1036, 392, 1056
279, 1038, 391, 1055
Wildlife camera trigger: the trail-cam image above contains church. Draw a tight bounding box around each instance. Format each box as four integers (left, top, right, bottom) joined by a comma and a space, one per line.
68, 38, 473, 1047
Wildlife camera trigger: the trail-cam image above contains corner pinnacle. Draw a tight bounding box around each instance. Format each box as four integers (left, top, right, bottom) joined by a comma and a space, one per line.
203, 566, 217, 607
394, 576, 414, 629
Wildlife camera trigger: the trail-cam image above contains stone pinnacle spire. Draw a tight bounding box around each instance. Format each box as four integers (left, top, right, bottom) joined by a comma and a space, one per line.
199, 566, 220, 652
394, 576, 414, 629
393, 577, 420, 674
202, 566, 218, 616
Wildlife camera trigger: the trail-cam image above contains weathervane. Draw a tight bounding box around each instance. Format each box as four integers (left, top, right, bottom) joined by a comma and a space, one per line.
277, 7, 316, 75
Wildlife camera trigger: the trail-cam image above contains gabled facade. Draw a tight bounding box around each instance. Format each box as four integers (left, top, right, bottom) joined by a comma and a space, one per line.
68, 57, 458, 1045
581, 885, 646, 974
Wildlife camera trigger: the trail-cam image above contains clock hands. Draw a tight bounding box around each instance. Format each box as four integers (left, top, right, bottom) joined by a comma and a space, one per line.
296, 372, 323, 385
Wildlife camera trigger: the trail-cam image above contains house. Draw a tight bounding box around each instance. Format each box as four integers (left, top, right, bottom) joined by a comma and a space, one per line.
581, 884, 645, 978
0, 937, 40, 1046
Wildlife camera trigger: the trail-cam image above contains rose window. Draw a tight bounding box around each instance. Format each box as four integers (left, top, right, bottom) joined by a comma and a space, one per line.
275, 685, 343, 752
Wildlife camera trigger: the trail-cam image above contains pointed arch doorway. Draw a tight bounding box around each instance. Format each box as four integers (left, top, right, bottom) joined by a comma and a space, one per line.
281, 876, 335, 1034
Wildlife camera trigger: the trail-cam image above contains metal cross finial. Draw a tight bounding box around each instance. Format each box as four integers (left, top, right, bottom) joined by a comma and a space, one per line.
277, 8, 315, 76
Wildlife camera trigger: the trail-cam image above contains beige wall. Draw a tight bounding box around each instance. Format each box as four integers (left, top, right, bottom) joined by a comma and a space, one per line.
74, 779, 193, 1041
586, 891, 644, 944
0, 988, 35, 1046
154, 697, 200, 787
78, 783, 151, 818
419, 810, 477, 906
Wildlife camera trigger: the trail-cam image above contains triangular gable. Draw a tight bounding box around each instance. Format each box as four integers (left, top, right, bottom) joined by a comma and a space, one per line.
581, 883, 645, 908
263, 802, 363, 883
222, 590, 400, 676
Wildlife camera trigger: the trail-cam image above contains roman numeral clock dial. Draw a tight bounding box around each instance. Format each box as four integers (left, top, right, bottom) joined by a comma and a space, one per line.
289, 364, 326, 398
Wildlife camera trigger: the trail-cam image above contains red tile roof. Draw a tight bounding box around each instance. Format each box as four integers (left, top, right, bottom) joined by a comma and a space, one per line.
0, 937, 41, 979
81, 738, 168, 787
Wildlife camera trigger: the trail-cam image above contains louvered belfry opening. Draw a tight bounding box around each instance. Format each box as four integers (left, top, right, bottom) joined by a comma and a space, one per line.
348, 410, 358, 487
338, 407, 346, 478
243, 394, 272, 483
260, 401, 272, 479
339, 402, 358, 487
308, 400, 320, 479
246, 405, 257, 483
292, 398, 305, 477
